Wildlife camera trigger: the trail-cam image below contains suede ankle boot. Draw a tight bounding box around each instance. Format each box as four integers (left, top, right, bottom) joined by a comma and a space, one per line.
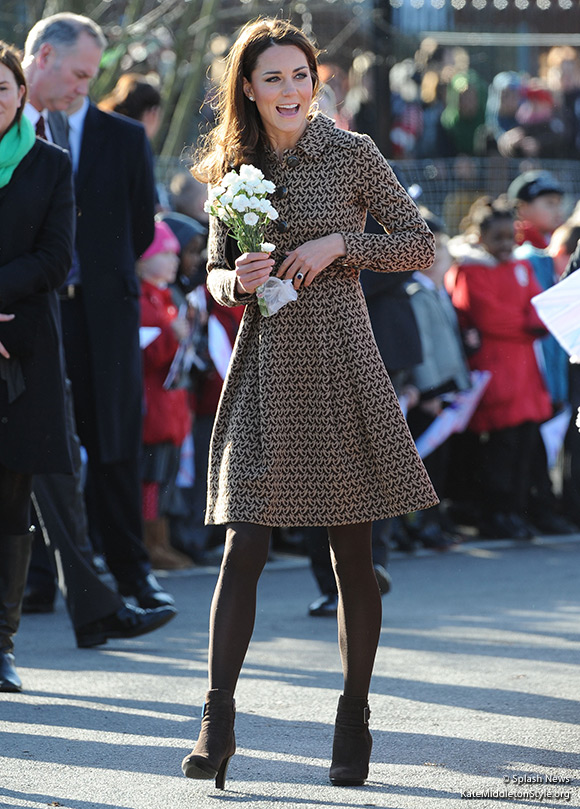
144, 518, 193, 571
329, 694, 372, 786
0, 528, 34, 693
182, 689, 236, 789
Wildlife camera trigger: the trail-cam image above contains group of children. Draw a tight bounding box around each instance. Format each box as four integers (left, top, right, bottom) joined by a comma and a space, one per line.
405, 168, 578, 544
136, 167, 579, 572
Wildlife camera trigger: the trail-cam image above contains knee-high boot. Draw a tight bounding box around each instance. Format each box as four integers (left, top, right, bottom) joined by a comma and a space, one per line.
0, 528, 35, 692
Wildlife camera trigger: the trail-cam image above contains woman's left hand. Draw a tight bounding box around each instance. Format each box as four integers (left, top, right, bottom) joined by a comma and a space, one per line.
0, 313, 15, 359
277, 234, 346, 289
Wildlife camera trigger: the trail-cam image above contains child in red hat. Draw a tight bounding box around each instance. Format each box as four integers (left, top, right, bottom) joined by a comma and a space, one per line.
137, 221, 193, 569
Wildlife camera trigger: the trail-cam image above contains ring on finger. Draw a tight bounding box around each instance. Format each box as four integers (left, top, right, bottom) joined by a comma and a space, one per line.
296, 272, 304, 281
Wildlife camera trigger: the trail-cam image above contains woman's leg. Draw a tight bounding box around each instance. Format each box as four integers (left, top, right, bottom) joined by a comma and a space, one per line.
0, 464, 34, 692
182, 521, 271, 787
327, 522, 382, 698
208, 522, 272, 693
327, 521, 381, 786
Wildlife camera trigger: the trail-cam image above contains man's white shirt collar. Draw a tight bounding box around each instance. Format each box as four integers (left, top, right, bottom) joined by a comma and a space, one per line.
23, 102, 52, 142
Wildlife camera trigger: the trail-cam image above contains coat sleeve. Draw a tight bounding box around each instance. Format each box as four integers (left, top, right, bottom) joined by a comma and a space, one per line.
206, 214, 255, 308
340, 135, 435, 274
0, 149, 74, 308
140, 294, 180, 370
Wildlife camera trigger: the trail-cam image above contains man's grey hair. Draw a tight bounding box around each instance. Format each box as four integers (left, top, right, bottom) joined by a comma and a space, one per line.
24, 13, 107, 59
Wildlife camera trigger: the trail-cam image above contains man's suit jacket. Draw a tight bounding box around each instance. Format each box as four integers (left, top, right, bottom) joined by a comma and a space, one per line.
68, 104, 155, 464
47, 110, 69, 150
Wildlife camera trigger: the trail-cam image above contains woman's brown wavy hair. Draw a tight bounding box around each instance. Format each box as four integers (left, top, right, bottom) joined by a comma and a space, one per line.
192, 18, 320, 184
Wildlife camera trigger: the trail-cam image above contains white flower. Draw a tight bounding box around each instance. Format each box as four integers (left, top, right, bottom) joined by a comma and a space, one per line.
262, 180, 276, 194
231, 194, 250, 212
221, 171, 239, 187
203, 200, 213, 213
266, 206, 279, 220
239, 164, 263, 181
260, 242, 276, 253
244, 212, 259, 226
208, 185, 225, 201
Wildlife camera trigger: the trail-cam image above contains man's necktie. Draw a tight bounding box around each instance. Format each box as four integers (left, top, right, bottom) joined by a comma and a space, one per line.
35, 115, 47, 139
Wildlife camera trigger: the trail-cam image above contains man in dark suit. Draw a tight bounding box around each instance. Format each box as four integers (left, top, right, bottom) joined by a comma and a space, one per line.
22, 13, 176, 643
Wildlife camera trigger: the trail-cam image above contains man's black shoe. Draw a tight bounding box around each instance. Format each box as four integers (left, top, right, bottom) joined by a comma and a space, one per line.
120, 573, 175, 609
308, 593, 338, 617
21, 586, 56, 614
75, 602, 177, 648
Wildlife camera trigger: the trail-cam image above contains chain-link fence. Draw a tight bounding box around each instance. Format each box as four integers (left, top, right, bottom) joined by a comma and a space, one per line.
156, 155, 580, 236
392, 157, 580, 235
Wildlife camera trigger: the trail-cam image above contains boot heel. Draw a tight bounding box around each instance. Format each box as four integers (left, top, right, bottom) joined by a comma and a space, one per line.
182, 689, 236, 787
215, 755, 232, 790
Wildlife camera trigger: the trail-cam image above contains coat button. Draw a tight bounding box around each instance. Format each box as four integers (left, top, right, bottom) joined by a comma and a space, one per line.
275, 185, 288, 199
276, 220, 289, 233
1, 416, 7, 424
286, 155, 299, 168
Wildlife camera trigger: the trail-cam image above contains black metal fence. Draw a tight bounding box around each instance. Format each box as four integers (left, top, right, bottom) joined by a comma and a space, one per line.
156, 156, 580, 237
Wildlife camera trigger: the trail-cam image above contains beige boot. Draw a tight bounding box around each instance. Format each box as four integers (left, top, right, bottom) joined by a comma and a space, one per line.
144, 519, 193, 570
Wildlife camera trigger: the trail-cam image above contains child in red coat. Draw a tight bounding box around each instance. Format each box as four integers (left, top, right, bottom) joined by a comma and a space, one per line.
449, 198, 552, 539
137, 221, 193, 569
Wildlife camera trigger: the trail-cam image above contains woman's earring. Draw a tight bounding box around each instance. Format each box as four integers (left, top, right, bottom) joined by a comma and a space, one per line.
248, 95, 255, 101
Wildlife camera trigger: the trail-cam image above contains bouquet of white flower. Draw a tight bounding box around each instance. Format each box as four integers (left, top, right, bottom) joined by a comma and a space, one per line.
204, 165, 297, 317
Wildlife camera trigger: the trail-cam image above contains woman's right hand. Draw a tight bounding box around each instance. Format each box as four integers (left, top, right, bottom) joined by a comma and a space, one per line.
235, 252, 274, 295
0, 313, 15, 359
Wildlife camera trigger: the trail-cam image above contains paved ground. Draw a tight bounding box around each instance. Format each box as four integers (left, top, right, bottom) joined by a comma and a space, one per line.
1, 534, 579, 809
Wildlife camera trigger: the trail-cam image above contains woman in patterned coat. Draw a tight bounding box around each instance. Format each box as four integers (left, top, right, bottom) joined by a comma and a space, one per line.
181, 18, 437, 789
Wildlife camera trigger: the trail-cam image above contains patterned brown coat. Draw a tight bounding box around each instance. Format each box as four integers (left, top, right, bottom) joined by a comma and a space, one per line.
205, 114, 438, 527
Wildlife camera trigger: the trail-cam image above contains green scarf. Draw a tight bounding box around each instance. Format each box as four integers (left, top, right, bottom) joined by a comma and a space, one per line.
0, 115, 36, 189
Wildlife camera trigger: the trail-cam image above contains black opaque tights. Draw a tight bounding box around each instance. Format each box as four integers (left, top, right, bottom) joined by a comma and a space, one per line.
208, 521, 381, 699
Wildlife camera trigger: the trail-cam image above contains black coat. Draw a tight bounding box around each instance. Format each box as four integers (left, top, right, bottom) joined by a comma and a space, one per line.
0, 139, 74, 474
360, 215, 423, 374
72, 105, 155, 463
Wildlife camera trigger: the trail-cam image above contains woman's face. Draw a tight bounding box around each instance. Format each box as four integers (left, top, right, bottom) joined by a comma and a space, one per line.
243, 44, 313, 150
0, 63, 25, 139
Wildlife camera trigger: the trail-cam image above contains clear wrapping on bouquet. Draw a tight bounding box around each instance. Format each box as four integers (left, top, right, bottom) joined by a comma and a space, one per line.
256, 277, 298, 317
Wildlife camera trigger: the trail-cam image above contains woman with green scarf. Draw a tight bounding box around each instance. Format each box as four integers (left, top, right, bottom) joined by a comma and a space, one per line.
0, 41, 74, 692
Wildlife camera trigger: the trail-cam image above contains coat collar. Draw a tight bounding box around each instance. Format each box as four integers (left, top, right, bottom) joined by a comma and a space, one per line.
265, 112, 337, 161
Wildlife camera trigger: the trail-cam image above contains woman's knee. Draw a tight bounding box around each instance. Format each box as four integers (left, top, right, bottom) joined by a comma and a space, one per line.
328, 523, 373, 578
221, 522, 271, 578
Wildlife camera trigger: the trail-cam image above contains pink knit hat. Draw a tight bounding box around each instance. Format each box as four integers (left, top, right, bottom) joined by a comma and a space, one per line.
140, 221, 181, 260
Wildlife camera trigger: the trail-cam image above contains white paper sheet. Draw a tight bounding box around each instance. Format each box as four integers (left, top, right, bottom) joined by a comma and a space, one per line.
208, 315, 233, 381
540, 406, 572, 469
414, 370, 491, 459
139, 326, 161, 349
532, 270, 580, 356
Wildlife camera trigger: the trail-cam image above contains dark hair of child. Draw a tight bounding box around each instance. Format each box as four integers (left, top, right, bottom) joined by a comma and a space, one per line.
470, 195, 514, 233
